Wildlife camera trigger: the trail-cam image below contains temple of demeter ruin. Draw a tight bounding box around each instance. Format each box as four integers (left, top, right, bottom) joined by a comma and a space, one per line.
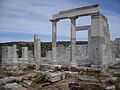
50, 4, 112, 67
1, 4, 120, 68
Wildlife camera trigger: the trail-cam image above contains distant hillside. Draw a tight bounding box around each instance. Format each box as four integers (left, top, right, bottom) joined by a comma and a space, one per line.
0, 41, 88, 63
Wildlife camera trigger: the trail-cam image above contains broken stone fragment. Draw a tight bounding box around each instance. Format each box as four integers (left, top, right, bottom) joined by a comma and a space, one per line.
22, 73, 37, 80
0, 77, 22, 85
63, 71, 78, 77
106, 85, 115, 90
47, 72, 65, 82
3, 83, 29, 90
6, 70, 24, 76
0, 73, 37, 85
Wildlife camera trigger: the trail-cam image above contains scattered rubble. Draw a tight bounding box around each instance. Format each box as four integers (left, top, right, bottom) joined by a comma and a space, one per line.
0, 64, 120, 90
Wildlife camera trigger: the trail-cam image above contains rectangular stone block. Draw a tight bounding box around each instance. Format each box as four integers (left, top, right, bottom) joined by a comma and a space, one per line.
47, 72, 65, 82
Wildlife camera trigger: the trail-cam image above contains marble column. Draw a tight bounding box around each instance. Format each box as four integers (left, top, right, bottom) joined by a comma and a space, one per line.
12, 44, 17, 63
34, 34, 41, 65
70, 17, 77, 67
50, 19, 59, 65
22, 47, 28, 60
37, 38, 41, 63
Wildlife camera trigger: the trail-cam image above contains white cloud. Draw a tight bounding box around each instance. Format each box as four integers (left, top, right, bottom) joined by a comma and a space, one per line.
0, 0, 87, 36
0, 0, 119, 42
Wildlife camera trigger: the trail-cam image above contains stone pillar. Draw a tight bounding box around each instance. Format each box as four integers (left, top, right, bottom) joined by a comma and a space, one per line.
12, 44, 18, 64
50, 19, 59, 65
91, 13, 112, 67
34, 34, 41, 65
70, 17, 77, 67
2, 46, 13, 65
22, 47, 28, 60
88, 29, 92, 63
91, 13, 102, 67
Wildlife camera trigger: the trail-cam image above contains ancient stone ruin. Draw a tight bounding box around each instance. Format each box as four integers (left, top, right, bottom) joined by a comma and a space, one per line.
49, 4, 112, 68
0, 4, 120, 90
1, 34, 41, 67
1, 4, 120, 69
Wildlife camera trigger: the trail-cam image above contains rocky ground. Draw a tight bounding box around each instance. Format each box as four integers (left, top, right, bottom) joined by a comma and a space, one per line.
0, 63, 120, 90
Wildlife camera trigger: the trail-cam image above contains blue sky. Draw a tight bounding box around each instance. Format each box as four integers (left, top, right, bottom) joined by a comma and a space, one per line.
0, 0, 120, 42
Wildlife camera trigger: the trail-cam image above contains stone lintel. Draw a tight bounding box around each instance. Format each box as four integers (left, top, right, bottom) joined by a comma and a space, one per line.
76, 25, 91, 31
52, 4, 99, 20
59, 4, 99, 14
